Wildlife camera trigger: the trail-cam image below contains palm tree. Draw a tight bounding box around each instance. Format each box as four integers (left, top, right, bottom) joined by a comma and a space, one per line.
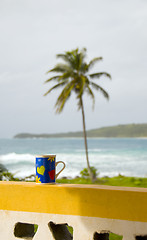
44, 48, 111, 182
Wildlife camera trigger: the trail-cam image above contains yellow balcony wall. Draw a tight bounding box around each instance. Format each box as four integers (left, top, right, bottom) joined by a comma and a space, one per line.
0, 182, 147, 239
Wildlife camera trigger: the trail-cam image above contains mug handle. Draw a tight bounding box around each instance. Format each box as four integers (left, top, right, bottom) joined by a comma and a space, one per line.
55, 161, 66, 179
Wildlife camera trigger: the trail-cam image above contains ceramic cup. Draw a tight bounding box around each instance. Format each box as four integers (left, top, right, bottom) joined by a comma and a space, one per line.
35, 155, 65, 184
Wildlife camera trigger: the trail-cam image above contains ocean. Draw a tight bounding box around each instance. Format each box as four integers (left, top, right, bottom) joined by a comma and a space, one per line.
0, 138, 147, 179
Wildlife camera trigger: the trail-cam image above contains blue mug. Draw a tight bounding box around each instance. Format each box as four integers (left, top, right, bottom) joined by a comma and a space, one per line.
35, 155, 65, 184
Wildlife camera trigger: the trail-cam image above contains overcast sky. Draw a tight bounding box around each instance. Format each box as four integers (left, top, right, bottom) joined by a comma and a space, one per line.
0, 0, 147, 138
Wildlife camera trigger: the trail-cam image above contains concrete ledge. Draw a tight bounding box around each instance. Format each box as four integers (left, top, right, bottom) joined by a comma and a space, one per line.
0, 181, 147, 222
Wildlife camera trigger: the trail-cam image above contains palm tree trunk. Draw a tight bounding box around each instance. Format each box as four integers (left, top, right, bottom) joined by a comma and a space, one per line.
80, 97, 94, 182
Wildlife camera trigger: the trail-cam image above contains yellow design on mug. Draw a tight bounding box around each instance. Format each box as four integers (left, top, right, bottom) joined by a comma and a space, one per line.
37, 165, 45, 175
48, 157, 55, 162
36, 176, 41, 183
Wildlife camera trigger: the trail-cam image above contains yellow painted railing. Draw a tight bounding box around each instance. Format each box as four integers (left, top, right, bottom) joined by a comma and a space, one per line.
0, 182, 147, 240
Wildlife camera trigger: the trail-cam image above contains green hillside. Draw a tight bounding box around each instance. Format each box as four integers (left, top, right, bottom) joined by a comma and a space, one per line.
14, 123, 147, 138
87, 123, 147, 138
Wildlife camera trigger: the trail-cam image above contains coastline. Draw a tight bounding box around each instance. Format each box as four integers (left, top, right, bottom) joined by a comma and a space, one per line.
13, 123, 147, 139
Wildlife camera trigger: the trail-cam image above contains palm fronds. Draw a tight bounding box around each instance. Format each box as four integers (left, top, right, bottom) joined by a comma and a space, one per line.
86, 85, 95, 109
55, 80, 76, 113
46, 64, 71, 73
86, 57, 103, 71
44, 47, 111, 183
89, 72, 111, 79
45, 48, 111, 110
44, 75, 61, 83
44, 81, 68, 96
90, 81, 109, 100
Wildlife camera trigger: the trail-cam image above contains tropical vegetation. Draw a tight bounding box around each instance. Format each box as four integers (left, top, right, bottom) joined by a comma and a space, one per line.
44, 48, 111, 181
14, 123, 147, 138
1, 165, 147, 188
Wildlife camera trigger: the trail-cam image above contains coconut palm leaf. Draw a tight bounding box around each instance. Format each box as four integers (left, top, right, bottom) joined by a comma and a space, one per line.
86, 57, 103, 71
55, 81, 76, 113
56, 53, 75, 70
44, 81, 68, 96
90, 81, 109, 99
76, 49, 86, 71
46, 64, 71, 73
86, 85, 95, 108
44, 75, 61, 83
57, 49, 78, 70
57, 72, 71, 81
89, 72, 111, 79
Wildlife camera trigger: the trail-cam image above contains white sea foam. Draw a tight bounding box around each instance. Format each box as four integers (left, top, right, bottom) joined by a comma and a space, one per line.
0, 152, 34, 163
0, 136, 147, 178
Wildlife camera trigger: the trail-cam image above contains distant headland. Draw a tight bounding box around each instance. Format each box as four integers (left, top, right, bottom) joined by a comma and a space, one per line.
14, 123, 147, 138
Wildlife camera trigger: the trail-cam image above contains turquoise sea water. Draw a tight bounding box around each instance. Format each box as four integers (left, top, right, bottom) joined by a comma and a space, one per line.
0, 138, 147, 178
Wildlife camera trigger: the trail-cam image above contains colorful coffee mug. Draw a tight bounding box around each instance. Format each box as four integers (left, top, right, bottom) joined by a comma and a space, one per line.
35, 155, 65, 183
